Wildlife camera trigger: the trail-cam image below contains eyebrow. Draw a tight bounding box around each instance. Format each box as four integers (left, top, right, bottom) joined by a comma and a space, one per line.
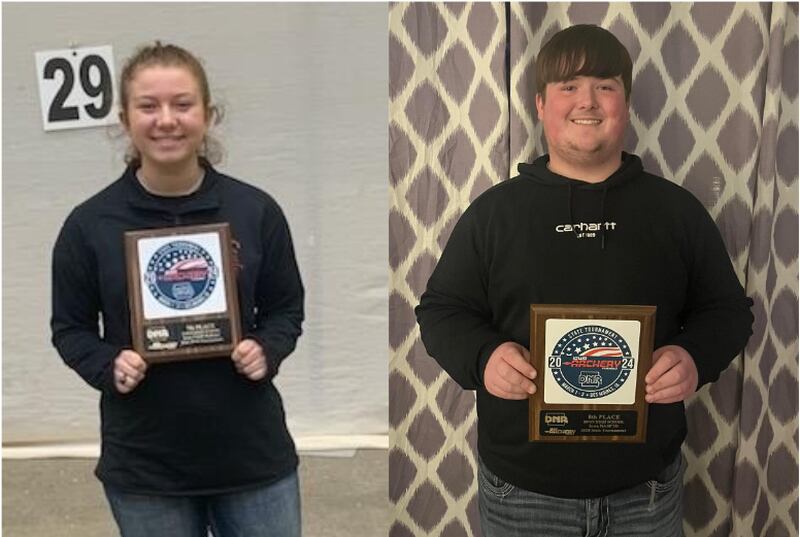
556, 76, 621, 84
133, 93, 196, 100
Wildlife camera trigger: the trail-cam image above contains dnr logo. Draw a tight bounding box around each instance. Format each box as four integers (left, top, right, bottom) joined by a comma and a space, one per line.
579, 371, 603, 387
545, 413, 569, 425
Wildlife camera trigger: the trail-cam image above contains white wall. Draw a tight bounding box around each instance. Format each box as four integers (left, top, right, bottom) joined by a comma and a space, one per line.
3, 3, 388, 446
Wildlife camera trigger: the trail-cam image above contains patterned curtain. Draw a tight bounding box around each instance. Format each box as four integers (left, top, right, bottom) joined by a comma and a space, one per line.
389, 3, 798, 537
390, 4, 507, 535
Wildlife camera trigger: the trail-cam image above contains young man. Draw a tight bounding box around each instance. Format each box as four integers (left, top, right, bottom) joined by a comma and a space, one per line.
415, 25, 753, 536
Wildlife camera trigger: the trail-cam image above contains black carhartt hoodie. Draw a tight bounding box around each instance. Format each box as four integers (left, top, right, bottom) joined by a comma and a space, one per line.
416, 152, 753, 498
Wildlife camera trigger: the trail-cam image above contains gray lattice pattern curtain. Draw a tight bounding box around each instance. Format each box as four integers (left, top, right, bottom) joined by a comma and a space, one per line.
389, 3, 798, 537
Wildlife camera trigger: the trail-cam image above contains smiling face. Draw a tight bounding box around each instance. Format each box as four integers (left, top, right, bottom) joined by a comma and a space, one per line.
121, 65, 209, 176
536, 75, 629, 180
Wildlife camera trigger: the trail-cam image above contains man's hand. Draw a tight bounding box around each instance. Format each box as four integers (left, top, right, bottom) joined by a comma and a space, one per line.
645, 345, 698, 404
114, 350, 148, 394
231, 339, 268, 381
483, 342, 537, 400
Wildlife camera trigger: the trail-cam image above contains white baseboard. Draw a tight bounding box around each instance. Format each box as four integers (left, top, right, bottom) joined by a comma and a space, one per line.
3, 435, 388, 459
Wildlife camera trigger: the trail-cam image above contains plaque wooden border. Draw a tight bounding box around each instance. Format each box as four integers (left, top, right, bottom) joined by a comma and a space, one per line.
125, 223, 241, 363
529, 304, 656, 443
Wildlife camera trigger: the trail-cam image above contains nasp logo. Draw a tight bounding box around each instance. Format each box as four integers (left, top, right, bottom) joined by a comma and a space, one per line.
144, 240, 218, 310
548, 325, 634, 399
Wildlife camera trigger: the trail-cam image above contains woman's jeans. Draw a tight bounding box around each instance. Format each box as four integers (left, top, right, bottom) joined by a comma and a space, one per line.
479, 454, 685, 537
104, 470, 301, 537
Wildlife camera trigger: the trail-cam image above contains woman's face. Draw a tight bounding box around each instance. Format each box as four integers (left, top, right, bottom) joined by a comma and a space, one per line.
123, 65, 209, 173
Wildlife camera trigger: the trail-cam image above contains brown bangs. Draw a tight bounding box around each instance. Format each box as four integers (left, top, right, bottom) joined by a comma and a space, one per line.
535, 25, 633, 101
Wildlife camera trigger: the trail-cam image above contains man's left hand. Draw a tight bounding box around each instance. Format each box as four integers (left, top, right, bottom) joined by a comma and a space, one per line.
231, 339, 269, 381
644, 345, 698, 404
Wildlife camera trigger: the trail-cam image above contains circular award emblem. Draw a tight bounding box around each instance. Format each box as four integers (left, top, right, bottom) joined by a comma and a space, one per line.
144, 240, 218, 310
548, 325, 634, 399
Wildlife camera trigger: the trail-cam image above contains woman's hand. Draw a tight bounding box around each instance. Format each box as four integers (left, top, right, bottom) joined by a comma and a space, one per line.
231, 339, 269, 381
114, 350, 148, 394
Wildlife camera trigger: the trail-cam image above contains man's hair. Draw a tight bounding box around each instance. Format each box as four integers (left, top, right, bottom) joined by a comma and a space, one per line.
535, 25, 633, 102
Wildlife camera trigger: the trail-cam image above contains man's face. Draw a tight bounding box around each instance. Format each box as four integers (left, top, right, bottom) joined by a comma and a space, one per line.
535, 75, 628, 171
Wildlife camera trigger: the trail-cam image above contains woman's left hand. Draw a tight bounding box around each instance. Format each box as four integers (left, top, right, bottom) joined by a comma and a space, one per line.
231, 338, 269, 381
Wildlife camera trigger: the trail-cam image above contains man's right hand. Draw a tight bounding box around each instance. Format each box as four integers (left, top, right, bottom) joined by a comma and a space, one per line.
114, 350, 148, 394
483, 342, 537, 399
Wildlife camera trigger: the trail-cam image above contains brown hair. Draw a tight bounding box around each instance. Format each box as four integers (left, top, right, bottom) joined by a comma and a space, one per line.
119, 41, 223, 165
535, 25, 633, 102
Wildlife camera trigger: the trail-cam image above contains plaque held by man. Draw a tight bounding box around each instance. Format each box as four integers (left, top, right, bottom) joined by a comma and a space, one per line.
125, 223, 241, 363
529, 304, 656, 443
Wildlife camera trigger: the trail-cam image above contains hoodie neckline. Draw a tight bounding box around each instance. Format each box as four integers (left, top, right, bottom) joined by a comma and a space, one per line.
518, 152, 643, 251
518, 152, 643, 191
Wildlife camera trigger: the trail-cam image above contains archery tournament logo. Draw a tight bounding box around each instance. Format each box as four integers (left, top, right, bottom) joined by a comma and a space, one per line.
548, 325, 634, 399
145, 240, 218, 310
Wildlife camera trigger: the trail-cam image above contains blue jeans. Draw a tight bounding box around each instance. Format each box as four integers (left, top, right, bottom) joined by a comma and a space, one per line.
478, 455, 684, 537
104, 471, 301, 537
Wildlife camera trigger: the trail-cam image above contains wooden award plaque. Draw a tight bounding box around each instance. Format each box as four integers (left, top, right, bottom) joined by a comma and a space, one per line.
125, 223, 241, 363
529, 304, 656, 443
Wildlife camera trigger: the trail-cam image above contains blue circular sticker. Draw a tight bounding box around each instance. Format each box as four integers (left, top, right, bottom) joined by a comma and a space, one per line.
548, 325, 634, 399
144, 240, 218, 310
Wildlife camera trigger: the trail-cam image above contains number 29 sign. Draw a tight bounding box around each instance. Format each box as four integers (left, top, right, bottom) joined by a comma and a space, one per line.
35, 45, 118, 131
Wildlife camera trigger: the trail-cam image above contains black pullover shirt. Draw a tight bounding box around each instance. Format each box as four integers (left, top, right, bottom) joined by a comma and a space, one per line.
51, 164, 304, 495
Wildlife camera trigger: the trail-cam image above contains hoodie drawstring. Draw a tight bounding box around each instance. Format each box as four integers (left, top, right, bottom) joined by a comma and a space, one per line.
568, 183, 609, 250
600, 185, 608, 251
567, 184, 580, 241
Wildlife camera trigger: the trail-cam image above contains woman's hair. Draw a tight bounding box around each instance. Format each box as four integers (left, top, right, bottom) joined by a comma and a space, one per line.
118, 41, 224, 165
535, 25, 633, 102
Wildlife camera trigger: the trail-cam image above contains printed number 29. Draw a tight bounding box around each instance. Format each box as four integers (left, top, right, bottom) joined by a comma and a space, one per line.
43, 55, 112, 122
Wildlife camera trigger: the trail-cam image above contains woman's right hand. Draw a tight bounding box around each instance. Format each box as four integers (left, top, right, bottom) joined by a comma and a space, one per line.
114, 350, 148, 394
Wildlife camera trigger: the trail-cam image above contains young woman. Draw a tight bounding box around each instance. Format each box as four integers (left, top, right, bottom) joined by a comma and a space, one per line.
51, 43, 304, 537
